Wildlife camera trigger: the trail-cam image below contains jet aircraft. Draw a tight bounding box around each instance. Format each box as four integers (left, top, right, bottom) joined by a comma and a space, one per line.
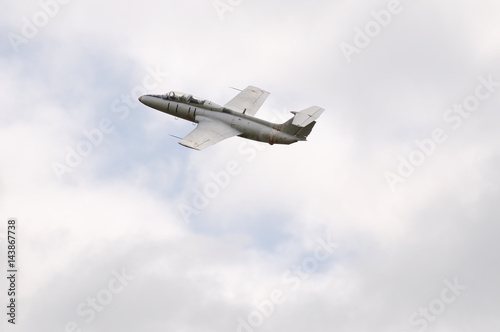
138, 86, 324, 150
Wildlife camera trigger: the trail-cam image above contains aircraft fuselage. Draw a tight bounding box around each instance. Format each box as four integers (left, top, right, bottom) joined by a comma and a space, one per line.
139, 95, 300, 145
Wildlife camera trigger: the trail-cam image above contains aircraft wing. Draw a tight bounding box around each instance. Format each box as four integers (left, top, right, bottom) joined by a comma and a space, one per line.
178, 116, 241, 150
224, 86, 270, 116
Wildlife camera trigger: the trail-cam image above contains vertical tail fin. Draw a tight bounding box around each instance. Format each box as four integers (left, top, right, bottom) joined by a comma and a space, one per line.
281, 106, 324, 139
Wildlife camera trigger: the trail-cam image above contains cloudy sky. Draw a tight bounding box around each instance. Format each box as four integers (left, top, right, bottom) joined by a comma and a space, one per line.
1, 0, 499, 331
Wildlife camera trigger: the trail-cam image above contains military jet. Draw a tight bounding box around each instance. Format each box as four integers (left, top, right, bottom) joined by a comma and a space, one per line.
138, 86, 324, 150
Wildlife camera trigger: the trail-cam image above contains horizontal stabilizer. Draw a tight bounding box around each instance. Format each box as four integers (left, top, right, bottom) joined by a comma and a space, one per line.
292, 106, 325, 127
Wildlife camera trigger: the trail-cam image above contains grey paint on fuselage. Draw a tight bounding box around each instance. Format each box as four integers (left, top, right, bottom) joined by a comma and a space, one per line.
140, 95, 300, 145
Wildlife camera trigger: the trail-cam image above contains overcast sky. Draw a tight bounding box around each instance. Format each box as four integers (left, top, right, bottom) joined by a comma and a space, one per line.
1, 0, 499, 331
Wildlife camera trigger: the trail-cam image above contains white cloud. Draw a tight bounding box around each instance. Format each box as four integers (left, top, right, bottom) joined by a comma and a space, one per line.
1, 0, 499, 331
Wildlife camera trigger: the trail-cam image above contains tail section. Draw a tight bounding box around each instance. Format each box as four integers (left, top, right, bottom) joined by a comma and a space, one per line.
282, 106, 324, 139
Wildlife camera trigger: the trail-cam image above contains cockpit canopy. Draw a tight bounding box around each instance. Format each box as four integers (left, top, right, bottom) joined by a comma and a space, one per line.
164, 91, 205, 105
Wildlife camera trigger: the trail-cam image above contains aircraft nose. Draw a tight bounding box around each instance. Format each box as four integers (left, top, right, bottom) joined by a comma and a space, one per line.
138, 95, 159, 109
